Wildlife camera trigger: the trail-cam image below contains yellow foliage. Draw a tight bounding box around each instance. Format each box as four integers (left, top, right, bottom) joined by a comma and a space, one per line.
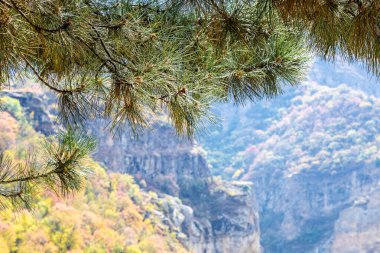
0, 95, 188, 253
0, 167, 187, 253
139, 240, 157, 253
232, 168, 244, 180
126, 245, 143, 253
0, 237, 10, 253
0, 111, 19, 151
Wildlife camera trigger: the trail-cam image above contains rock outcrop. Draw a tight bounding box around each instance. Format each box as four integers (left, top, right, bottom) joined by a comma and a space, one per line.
249, 163, 380, 253
90, 122, 210, 197
88, 120, 261, 253
1, 91, 56, 135
160, 180, 260, 253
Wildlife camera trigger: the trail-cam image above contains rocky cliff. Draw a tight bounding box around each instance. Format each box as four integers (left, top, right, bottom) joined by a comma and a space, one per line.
250, 159, 380, 253
242, 83, 380, 253
1, 90, 56, 135
90, 122, 210, 197
159, 180, 260, 253
88, 119, 261, 253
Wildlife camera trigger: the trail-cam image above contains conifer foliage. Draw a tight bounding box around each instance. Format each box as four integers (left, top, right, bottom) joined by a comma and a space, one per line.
272, 0, 380, 75
1, 0, 379, 134
0, 129, 96, 209
0, 0, 311, 134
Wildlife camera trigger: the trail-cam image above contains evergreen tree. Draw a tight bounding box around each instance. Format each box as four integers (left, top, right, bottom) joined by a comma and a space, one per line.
0, 0, 379, 207
0, 130, 95, 209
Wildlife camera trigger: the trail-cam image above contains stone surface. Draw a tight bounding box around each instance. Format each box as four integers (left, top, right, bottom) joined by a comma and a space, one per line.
2, 91, 56, 135
88, 120, 261, 253
159, 180, 261, 253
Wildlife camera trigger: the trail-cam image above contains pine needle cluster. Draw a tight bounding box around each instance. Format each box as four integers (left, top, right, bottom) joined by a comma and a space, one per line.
0, 1, 378, 134
271, 0, 380, 75
0, 0, 312, 135
0, 130, 95, 209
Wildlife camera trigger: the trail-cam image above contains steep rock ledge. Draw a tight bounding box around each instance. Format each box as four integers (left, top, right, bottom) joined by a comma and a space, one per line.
90, 121, 210, 197
159, 180, 260, 253
89, 121, 261, 253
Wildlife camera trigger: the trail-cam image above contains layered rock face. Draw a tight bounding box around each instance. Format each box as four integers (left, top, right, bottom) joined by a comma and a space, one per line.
250, 162, 380, 253
88, 121, 261, 253
90, 122, 210, 196
2, 91, 56, 135
322, 187, 380, 252
160, 180, 260, 253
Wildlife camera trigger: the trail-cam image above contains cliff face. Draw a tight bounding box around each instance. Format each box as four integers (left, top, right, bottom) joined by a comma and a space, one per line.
185, 181, 260, 253
1, 91, 56, 135
160, 180, 260, 253
1, 90, 261, 253
250, 163, 380, 253
88, 120, 261, 253
241, 83, 380, 252
90, 122, 210, 197
322, 186, 380, 252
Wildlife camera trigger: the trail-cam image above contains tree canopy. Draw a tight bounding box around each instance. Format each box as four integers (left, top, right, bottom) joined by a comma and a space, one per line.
0, 0, 379, 207
1, 0, 379, 134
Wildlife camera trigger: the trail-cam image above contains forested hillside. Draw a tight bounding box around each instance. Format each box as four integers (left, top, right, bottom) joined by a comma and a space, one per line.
200, 61, 380, 252
0, 96, 187, 253
201, 59, 379, 177
243, 82, 380, 179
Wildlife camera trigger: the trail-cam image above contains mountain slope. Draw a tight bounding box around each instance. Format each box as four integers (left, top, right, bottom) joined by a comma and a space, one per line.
199, 60, 380, 252
0, 96, 188, 253
242, 83, 380, 252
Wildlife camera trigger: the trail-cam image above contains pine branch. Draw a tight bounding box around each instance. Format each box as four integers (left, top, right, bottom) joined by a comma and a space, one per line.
22, 57, 85, 94
7, 0, 71, 33
1, 0, 377, 137
0, 130, 96, 209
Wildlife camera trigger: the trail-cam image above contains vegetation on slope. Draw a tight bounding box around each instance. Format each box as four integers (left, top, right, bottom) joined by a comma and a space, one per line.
0, 163, 187, 253
201, 79, 380, 179
200, 69, 380, 252
241, 83, 380, 179
0, 96, 187, 253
